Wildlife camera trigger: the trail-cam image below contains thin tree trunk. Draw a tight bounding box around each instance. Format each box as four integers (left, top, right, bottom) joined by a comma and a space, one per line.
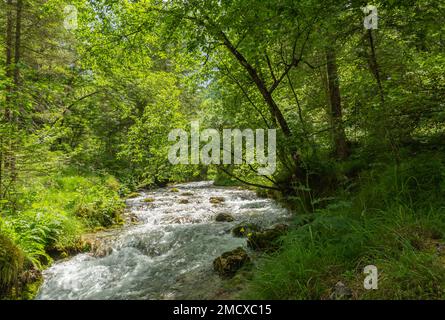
325, 47, 349, 159
219, 31, 291, 136
367, 29, 384, 106
2, 0, 14, 193
10, 0, 23, 181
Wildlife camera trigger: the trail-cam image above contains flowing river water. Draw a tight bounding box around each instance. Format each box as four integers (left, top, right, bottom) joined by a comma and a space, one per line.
36, 181, 291, 299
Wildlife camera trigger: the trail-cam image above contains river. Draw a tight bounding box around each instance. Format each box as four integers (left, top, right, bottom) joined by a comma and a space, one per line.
36, 181, 290, 299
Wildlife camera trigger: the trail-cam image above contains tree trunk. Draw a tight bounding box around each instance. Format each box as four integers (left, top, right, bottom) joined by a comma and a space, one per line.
367, 30, 384, 106
219, 31, 291, 137
325, 47, 349, 159
2, 0, 15, 196
9, 0, 23, 181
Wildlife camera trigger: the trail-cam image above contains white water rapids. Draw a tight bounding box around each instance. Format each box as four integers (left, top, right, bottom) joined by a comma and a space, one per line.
36, 181, 290, 299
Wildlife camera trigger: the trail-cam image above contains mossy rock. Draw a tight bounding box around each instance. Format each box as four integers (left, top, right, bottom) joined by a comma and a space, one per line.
127, 192, 141, 199
181, 192, 194, 196
232, 223, 261, 237
0, 234, 25, 298
213, 247, 250, 278
143, 197, 155, 203
210, 196, 225, 204
247, 224, 288, 251
178, 198, 189, 204
215, 213, 235, 222
169, 188, 180, 193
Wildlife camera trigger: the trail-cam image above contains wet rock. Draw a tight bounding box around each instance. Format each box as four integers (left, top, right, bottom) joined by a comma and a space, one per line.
209, 196, 225, 204
232, 223, 261, 237
247, 223, 288, 251
181, 192, 194, 196
169, 188, 180, 193
93, 246, 113, 258
80, 231, 118, 258
143, 197, 155, 203
178, 198, 189, 204
213, 247, 250, 278
215, 213, 234, 222
329, 281, 353, 300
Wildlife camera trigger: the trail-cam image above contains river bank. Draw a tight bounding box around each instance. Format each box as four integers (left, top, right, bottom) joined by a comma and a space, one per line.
36, 181, 291, 299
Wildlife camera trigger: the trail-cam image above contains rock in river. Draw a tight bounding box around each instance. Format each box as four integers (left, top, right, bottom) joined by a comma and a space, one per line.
209, 196, 225, 204
247, 223, 288, 251
213, 247, 250, 278
231, 222, 261, 237
215, 212, 234, 222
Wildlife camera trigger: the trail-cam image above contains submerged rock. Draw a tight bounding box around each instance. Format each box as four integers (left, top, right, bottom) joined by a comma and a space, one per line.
232, 223, 261, 237
247, 223, 288, 251
213, 247, 250, 278
209, 196, 225, 204
178, 198, 189, 204
215, 213, 234, 222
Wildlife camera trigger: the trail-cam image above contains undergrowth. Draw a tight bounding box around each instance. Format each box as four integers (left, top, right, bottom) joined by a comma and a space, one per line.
0, 169, 124, 299
241, 153, 445, 299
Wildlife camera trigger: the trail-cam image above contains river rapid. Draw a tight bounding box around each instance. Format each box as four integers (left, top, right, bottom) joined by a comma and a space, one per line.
36, 181, 290, 299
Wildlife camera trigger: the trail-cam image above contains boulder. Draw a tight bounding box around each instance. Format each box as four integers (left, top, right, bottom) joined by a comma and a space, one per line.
213, 247, 250, 278
232, 223, 261, 237
215, 213, 234, 222
247, 223, 288, 251
209, 196, 225, 204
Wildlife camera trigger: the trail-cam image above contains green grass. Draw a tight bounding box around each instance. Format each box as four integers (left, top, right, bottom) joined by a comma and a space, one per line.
240, 205, 445, 299
240, 155, 445, 300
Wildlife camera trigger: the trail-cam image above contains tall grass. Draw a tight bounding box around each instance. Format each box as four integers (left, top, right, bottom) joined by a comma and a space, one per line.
241, 154, 445, 299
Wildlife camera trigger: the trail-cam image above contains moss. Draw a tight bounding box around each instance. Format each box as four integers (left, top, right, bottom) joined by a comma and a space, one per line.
0, 234, 25, 299
169, 188, 179, 193
126, 192, 141, 198
143, 197, 155, 203
213, 247, 251, 278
